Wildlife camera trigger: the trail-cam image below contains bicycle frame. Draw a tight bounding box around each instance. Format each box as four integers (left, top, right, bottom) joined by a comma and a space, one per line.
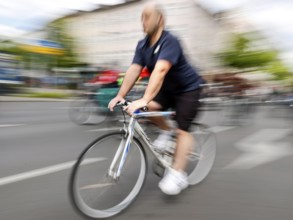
108, 111, 175, 180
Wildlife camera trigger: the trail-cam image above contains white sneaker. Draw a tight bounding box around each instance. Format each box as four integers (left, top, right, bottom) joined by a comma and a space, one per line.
152, 130, 173, 152
158, 168, 189, 195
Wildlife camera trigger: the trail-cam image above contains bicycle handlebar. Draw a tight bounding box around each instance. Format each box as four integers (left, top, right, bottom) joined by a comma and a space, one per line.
115, 101, 149, 112
115, 101, 175, 118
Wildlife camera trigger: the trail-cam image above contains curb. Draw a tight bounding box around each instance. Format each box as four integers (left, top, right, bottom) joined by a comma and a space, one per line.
0, 96, 72, 102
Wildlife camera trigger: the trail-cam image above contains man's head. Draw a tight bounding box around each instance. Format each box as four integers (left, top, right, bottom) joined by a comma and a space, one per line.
141, 3, 165, 36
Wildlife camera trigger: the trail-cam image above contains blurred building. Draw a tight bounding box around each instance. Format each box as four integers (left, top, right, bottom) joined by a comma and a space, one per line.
56, 0, 234, 72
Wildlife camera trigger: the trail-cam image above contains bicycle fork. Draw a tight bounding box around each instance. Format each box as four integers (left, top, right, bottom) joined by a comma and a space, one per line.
108, 117, 136, 180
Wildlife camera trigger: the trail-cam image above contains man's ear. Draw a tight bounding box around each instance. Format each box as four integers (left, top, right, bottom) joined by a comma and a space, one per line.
157, 15, 162, 25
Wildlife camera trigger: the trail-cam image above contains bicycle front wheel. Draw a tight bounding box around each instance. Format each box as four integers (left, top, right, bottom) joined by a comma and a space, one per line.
186, 123, 217, 185
69, 132, 147, 219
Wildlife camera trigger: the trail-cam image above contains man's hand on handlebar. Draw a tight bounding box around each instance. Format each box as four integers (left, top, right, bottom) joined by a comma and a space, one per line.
108, 95, 125, 111
124, 98, 148, 116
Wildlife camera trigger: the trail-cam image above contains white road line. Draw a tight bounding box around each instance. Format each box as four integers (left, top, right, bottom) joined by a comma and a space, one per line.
50, 107, 70, 110
208, 126, 235, 133
0, 158, 107, 186
87, 127, 121, 132
81, 183, 115, 190
224, 129, 293, 170
0, 124, 25, 128
88, 126, 235, 133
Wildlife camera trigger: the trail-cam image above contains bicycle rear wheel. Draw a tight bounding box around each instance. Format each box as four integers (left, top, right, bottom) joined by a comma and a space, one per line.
186, 123, 217, 185
69, 132, 147, 219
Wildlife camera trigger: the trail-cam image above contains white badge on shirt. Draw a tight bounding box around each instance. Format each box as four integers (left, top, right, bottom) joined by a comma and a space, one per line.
154, 45, 161, 55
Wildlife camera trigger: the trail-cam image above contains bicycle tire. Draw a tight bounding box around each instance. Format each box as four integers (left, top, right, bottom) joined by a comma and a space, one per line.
69, 131, 147, 219
186, 123, 217, 185
68, 98, 108, 125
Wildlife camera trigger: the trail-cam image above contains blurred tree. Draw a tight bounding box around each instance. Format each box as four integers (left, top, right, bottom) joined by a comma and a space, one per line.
0, 20, 81, 78
0, 40, 44, 70
47, 19, 80, 68
218, 33, 277, 69
266, 60, 292, 81
0, 40, 24, 57
218, 33, 292, 85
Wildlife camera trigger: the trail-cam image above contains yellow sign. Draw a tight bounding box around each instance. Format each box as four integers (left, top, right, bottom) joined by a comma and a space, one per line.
21, 44, 64, 55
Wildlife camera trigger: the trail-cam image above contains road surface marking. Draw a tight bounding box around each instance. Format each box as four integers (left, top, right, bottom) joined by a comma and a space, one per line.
88, 126, 235, 133
88, 127, 122, 132
0, 158, 107, 186
50, 107, 70, 110
0, 124, 25, 128
208, 126, 235, 133
224, 129, 293, 170
81, 183, 115, 190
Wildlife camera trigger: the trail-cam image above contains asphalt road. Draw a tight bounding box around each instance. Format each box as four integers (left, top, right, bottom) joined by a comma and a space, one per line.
0, 101, 292, 220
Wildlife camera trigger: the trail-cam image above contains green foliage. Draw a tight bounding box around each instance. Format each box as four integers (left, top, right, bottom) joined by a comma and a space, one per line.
0, 40, 50, 70
221, 50, 277, 68
218, 33, 292, 85
218, 34, 277, 69
47, 19, 80, 67
266, 61, 292, 81
0, 40, 25, 58
0, 20, 81, 70
20, 91, 70, 99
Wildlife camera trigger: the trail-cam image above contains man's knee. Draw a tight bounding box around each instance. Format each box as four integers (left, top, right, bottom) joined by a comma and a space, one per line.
176, 128, 189, 136
147, 101, 162, 111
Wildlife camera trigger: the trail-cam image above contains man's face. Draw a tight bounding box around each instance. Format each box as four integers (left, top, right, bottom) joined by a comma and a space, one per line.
141, 8, 161, 36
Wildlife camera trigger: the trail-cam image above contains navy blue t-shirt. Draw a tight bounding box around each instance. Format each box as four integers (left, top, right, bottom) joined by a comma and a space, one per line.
132, 30, 203, 93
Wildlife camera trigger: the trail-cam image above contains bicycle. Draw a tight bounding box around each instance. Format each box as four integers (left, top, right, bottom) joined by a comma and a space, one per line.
68, 84, 120, 125
69, 101, 217, 219
68, 81, 148, 125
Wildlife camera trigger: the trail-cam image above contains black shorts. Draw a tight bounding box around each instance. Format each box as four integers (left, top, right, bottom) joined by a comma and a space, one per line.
153, 88, 202, 131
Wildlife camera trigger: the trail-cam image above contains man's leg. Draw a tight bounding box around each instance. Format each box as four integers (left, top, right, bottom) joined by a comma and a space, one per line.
158, 89, 201, 195
147, 100, 171, 130
158, 129, 191, 195
172, 129, 194, 171
172, 88, 201, 171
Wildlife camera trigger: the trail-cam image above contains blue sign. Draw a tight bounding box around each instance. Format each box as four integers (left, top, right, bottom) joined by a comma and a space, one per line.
37, 40, 62, 48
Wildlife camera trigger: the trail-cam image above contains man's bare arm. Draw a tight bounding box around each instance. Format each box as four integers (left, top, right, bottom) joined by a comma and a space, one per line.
117, 64, 143, 98
108, 64, 142, 111
142, 60, 172, 104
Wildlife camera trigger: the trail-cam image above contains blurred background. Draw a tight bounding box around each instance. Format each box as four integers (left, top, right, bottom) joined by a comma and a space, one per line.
0, 0, 292, 220
0, 0, 292, 96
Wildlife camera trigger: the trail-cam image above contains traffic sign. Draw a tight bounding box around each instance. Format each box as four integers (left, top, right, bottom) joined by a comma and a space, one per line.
21, 39, 64, 55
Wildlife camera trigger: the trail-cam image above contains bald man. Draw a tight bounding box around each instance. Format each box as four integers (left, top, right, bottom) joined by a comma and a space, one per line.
109, 3, 204, 195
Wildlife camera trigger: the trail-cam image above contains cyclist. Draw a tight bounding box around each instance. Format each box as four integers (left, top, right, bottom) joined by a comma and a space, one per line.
109, 3, 204, 195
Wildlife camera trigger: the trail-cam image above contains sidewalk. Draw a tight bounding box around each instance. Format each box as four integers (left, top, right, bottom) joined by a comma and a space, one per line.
0, 96, 71, 102
0, 87, 79, 102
